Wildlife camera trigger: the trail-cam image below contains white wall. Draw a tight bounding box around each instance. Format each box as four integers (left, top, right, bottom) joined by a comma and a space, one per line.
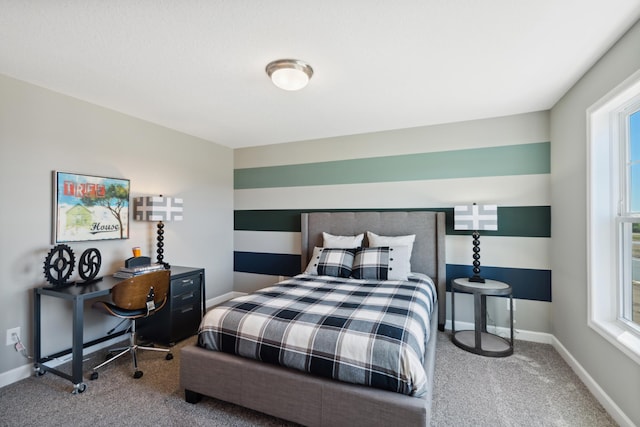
0, 75, 233, 376
550, 20, 640, 426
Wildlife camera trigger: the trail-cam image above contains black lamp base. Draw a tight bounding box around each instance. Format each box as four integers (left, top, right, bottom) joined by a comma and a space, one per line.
468, 275, 485, 283
469, 230, 486, 283
156, 221, 170, 269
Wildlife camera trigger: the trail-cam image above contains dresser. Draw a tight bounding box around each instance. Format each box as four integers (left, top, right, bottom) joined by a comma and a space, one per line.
138, 266, 205, 346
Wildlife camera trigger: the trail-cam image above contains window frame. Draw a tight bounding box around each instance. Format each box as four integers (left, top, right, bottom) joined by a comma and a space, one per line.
587, 68, 640, 365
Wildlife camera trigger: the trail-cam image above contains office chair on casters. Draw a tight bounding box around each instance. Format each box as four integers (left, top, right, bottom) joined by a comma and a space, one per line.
90, 270, 173, 380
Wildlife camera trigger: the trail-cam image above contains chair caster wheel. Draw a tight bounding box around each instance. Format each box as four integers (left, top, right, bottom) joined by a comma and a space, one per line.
133, 370, 143, 379
73, 383, 87, 394
166, 353, 173, 360
90, 371, 98, 380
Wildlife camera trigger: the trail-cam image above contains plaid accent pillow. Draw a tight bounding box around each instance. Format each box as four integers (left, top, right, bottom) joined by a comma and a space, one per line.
352, 247, 390, 280
352, 246, 411, 280
317, 248, 355, 278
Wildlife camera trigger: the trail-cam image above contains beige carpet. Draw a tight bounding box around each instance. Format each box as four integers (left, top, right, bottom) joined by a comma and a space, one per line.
0, 332, 617, 426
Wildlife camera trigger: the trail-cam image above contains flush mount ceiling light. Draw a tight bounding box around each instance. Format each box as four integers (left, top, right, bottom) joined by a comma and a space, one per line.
266, 59, 313, 91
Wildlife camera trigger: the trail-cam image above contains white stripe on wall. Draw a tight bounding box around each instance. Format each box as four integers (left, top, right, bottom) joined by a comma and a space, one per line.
234, 111, 550, 168
234, 174, 550, 210
234, 231, 550, 271
446, 235, 550, 270
234, 230, 302, 254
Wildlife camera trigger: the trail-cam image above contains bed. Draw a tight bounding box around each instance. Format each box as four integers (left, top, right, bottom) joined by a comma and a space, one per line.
180, 211, 446, 426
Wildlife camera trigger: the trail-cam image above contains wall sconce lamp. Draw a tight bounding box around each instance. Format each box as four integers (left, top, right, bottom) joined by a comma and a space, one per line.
454, 203, 498, 283
133, 195, 183, 269
266, 59, 314, 91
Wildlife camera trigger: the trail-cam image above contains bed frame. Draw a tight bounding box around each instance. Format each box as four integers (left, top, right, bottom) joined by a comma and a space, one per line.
180, 211, 446, 426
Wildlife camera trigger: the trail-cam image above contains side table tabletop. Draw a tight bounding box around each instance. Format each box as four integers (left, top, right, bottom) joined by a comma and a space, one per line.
451, 277, 514, 357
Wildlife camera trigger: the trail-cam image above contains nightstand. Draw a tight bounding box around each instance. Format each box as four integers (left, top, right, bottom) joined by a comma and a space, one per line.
451, 277, 514, 357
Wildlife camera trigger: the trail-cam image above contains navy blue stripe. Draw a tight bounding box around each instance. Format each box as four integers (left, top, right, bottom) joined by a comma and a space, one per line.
234, 252, 302, 277
234, 252, 552, 302
446, 264, 551, 302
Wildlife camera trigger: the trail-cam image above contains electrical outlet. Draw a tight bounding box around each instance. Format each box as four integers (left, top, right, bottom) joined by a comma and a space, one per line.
6, 327, 20, 346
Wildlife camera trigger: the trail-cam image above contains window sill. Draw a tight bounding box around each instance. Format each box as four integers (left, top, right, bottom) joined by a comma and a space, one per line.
589, 318, 640, 365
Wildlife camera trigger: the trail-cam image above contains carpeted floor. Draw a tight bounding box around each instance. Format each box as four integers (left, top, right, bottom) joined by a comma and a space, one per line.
0, 332, 617, 426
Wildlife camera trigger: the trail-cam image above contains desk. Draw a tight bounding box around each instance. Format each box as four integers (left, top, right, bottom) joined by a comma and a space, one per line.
33, 266, 204, 394
451, 277, 514, 357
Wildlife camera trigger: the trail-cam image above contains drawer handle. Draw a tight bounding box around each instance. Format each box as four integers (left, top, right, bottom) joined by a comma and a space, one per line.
181, 306, 194, 314
181, 292, 194, 301
180, 279, 194, 286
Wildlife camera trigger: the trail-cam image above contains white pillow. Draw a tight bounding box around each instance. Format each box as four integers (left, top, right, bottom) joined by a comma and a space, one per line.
304, 247, 323, 275
322, 232, 364, 248
367, 231, 416, 259
386, 245, 412, 280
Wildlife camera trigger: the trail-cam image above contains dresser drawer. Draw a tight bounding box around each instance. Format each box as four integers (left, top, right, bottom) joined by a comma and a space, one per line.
171, 274, 201, 298
170, 300, 202, 339
172, 287, 199, 309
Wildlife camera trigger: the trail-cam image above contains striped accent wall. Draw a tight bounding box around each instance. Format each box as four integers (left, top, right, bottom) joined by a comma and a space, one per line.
233, 113, 551, 317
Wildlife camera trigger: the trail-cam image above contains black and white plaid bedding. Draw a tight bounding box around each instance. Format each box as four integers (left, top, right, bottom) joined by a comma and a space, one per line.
198, 273, 436, 396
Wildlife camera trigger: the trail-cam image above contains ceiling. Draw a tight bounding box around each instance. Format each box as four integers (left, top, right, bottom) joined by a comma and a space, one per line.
1, 1, 640, 149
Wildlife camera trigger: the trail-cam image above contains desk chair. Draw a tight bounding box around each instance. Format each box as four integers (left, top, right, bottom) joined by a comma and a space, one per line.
90, 270, 173, 380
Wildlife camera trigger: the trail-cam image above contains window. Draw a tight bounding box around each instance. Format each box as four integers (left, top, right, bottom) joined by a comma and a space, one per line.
588, 69, 640, 364
620, 109, 640, 328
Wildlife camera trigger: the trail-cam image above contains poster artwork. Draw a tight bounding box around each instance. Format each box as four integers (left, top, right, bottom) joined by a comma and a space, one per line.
53, 171, 130, 243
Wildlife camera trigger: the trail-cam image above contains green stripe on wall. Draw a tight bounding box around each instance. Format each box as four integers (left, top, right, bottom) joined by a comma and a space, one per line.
234, 142, 550, 189
234, 206, 551, 238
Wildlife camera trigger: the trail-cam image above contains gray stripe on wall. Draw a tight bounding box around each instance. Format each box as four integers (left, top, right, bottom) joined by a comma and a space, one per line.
235, 142, 550, 189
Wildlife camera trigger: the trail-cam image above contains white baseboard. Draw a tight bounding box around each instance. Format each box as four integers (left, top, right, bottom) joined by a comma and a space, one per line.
206, 291, 246, 310
0, 363, 34, 389
0, 334, 126, 389
445, 319, 553, 344
551, 336, 635, 427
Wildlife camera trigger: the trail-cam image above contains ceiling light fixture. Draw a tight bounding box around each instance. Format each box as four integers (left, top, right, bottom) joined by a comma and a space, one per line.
266, 59, 313, 91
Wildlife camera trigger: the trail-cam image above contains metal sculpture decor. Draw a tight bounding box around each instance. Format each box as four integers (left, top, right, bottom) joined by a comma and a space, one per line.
454, 204, 498, 283
43, 244, 76, 287
77, 248, 102, 285
43, 245, 102, 287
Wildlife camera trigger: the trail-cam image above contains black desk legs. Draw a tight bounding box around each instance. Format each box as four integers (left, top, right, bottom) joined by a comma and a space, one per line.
33, 289, 42, 376
71, 298, 87, 393
33, 289, 88, 393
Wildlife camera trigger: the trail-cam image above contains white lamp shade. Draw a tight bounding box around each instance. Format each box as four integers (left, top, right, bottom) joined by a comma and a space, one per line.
134, 196, 183, 222
270, 68, 309, 91
454, 204, 498, 231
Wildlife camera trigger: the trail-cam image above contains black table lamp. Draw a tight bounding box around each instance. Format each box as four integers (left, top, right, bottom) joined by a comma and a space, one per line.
454, 203, 498, 283
133, 195, 183, 268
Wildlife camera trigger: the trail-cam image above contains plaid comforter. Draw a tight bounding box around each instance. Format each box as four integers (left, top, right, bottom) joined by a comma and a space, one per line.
198, 273, 436, 396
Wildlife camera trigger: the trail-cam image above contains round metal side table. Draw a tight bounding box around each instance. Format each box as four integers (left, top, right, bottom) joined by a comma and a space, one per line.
451, 277, 514, 357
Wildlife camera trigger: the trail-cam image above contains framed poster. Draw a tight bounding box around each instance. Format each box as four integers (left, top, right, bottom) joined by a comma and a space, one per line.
52, 171, 130, 243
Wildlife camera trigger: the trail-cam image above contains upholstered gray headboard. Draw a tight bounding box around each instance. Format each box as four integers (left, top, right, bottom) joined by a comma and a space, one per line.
300, 211, 446, 330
